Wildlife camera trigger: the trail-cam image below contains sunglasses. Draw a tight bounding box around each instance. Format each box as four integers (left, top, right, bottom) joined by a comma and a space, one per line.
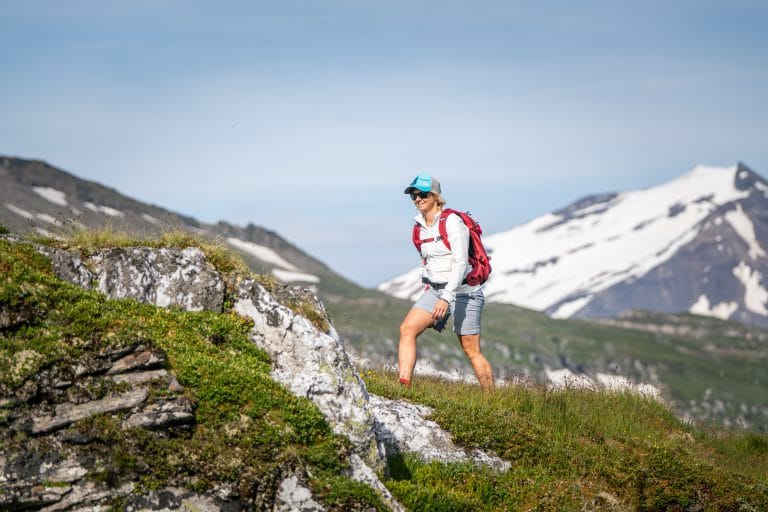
410, 191, 431, 200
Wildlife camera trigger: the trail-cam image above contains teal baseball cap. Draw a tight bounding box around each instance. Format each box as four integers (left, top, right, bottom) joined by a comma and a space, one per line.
404, 174, 441, 195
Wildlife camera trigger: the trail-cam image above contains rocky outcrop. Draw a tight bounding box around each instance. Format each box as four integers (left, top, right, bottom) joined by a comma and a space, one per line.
232, 279, 380, 465
40, 245, 225, 312
0, 345, 198, 511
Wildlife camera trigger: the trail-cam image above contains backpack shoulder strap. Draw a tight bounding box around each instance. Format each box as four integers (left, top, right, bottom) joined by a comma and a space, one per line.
412, 222, 422, 253
437, 208, 457, 250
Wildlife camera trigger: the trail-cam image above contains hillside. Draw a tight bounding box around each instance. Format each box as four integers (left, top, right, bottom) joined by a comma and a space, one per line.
1, 235, 767, 511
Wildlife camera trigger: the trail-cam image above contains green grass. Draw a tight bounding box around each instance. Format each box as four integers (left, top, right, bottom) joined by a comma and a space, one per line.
364, 370, 768, 511
37, 224, 252, 276
330, 295, 768, 429
0, 238, 384, 510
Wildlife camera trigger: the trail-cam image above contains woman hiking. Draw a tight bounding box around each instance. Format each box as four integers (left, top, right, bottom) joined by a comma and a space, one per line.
398, 174, 495, 392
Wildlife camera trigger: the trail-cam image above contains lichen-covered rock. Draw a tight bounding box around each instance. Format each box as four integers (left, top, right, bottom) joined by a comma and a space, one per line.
273, 475, 325, 512
38, 245, 95, 289
43, 246, 225, 312
30, 387, 150, 434
370, 394, 510, 472
124, 486, 240, 512
233, 279, 382, 467
233, 280, 407, 512
0, 344, 211, 511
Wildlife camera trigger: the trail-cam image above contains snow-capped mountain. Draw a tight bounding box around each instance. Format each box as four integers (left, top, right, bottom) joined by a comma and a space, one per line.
379, 163, 768, 328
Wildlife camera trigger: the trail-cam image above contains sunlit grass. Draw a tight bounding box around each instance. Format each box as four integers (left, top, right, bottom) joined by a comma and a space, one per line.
364, 369, 768, 511
34, 224, 251, 276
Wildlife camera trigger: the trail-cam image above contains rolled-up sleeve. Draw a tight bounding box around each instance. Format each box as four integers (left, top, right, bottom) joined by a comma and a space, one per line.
439, 214, 469, 303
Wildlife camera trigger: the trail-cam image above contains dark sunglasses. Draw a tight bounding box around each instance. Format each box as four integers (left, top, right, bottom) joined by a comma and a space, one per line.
410, 191, 431, 200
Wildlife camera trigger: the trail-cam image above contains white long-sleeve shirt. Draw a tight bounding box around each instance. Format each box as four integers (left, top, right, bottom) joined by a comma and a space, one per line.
414, 210, 481, 303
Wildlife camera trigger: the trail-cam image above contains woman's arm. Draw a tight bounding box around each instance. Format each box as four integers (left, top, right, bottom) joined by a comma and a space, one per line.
439, 213, 469, 304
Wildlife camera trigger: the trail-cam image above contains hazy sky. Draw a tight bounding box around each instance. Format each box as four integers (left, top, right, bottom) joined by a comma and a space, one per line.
2, 1, 767, 286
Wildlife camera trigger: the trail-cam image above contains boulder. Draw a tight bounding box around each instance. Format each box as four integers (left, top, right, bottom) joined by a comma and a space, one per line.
42, 246, 225, 312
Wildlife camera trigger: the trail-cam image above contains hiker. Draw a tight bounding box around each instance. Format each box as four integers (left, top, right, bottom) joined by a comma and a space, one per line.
398, 174, 495, 392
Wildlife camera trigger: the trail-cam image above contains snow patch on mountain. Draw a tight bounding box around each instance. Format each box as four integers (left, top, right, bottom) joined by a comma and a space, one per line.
84, 202, 125, 218
551, 295, 592, 319
724, 204, 766, 259
5, 203, 34, 220
272, 268, 320, 283
141, 213, 161, 225
32, 186, 68, 206
732, 262, 768, 315
226, 237, 298, 270
35, 213, 63, 226
689, 295, 738, 320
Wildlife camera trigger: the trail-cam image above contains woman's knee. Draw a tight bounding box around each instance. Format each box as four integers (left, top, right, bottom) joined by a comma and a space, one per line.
400, 310, 432, 338
459, 334, 482, 357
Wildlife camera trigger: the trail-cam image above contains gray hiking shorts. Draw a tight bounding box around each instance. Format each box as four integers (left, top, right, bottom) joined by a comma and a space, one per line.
413, 286, 485, 335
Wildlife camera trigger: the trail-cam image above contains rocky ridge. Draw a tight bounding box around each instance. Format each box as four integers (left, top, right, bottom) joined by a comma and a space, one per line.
1, 238, 508, 511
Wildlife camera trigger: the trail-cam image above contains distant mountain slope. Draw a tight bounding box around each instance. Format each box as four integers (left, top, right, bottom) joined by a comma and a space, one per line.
380, 163, 768, 328
0, 156, 366, 299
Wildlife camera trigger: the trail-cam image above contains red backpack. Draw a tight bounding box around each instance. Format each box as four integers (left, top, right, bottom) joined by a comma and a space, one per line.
412, 208, 492, 286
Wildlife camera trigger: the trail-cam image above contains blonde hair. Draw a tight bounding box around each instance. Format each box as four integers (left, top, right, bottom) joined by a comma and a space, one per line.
432, 192, 447, 208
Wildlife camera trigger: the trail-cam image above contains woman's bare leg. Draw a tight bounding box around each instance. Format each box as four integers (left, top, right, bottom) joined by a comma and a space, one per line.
398, 307, 436, 385
459, 334, 495, 392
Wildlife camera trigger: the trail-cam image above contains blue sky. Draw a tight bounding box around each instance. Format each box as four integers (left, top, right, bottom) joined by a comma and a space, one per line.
2, 1, 767, 286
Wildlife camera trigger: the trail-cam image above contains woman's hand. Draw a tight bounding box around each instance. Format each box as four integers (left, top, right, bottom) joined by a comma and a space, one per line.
432, 299, 449, 320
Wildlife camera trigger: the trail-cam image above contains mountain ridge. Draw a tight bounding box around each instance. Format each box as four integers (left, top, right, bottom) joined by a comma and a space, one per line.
0, 156, 366, 295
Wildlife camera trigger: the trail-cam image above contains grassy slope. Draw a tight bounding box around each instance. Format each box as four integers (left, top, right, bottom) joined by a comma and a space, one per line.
365, 371, 768, 511
329, 295, 768, 428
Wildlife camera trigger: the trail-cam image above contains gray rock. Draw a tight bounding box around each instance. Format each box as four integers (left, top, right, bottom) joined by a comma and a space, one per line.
44, 246, 225, 312
370, 394, 510, 472
109, 369, 171, 387
40, 481, 134, 511
107, 350, 166, 375
273, 475, 325, 512
233, 279, 381, 468
125, 486, 239, 511
30, 387, 149, 434
125, 397, 194, 429
38, 246, 95, 289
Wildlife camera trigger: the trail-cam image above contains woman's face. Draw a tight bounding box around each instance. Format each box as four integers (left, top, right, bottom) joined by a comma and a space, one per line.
410, 190, 436, 213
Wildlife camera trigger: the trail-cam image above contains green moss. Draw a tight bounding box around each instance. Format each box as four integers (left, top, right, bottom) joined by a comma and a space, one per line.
285, 298, 331, 333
